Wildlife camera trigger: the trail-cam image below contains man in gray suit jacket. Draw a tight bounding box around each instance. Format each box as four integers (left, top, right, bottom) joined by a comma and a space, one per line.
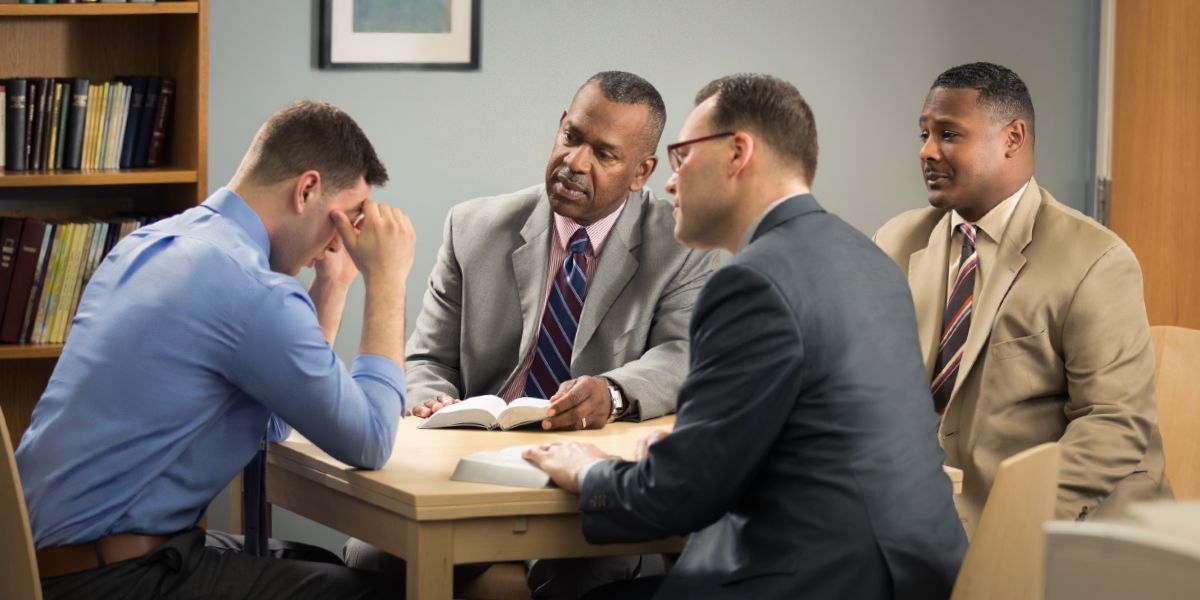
346, 72, 717, 599
526, 74, 966, 600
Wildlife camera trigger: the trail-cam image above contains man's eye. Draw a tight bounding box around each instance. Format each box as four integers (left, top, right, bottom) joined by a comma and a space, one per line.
918, 131, 929, 142
563, 130, 577, 144
941, 131, 958, 140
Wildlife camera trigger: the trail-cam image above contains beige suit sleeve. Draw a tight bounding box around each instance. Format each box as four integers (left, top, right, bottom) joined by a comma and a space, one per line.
601, 248, 720, 420
404, 209, 465, 404
1056, 243, 1157, 519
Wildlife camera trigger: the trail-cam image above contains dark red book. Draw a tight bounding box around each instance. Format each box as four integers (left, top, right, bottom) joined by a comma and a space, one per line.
0, 217, 24, 319
1, 219, 48, 342
145, 78, 174, 167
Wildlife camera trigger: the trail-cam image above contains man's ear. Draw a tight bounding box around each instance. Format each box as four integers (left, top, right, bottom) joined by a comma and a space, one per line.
629, 154, 659, 191
728, 132, 755, 178
1003, 119, 1029, 158
291, 170, 321, 215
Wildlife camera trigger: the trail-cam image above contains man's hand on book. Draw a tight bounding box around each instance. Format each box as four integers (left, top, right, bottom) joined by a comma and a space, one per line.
543, 376, 610, 431
407, 393, 460, 418
522, 442, 608, 494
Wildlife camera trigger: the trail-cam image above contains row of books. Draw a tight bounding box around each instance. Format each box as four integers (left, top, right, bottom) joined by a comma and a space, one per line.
0, 216, 152, 344
1, 76, 175, 172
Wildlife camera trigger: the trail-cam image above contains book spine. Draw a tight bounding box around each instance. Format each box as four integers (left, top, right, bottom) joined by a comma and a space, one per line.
133, 76, 159, 168
96, 83, 111, 170
30, 223, 67, 344
146, 78, 174, 167
57, 222, 94, 343
112, 84, 130, 170
47, 223, 80, 343
24, 80, 37, 171
20, 225, 55, 343
37, 78, 53, 170
53, 81, 70, 170
47, 82, 63, 171
4, 79, 25, 171
0, 217, 24, 319
85, 84, 101, 170
63, 78, 88, 170
1, 84, 5, 172
29, 78, 45, 171
119, 77, 144, 169
0, 219, 48, 342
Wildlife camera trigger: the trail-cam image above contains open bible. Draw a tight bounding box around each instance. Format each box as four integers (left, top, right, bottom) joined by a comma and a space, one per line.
417, 395, 550, 430
450, 445, 551, 488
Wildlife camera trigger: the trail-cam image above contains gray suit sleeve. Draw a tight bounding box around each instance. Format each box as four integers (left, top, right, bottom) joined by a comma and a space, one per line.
581, 264, 802, 541
405, 209, 466, 403
600, 248, 720, 420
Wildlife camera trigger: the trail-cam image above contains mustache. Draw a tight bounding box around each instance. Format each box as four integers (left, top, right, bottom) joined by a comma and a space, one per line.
554, 168, 585, 186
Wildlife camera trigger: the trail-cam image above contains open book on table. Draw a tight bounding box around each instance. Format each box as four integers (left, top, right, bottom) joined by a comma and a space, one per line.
417, 395, 550, 430
451, 445, 551, 488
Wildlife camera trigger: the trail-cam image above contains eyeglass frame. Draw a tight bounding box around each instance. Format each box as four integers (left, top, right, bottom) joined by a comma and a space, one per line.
666, 131, 735, 172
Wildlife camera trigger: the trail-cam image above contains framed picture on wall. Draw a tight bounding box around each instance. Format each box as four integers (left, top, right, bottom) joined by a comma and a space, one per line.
320, 0, 481, 70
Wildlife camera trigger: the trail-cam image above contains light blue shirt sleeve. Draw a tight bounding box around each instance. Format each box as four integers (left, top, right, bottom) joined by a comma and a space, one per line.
227, 284, 405, 469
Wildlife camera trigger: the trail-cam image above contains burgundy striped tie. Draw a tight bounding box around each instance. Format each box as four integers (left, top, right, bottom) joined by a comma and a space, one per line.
931, 224, 977, 414
524, 229, 590, 399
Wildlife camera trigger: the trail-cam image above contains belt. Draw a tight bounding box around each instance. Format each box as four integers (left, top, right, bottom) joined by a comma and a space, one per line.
36, 533, 172, 579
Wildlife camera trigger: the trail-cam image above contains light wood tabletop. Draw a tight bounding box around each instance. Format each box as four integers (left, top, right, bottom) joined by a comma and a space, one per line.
267, 415, 684, 600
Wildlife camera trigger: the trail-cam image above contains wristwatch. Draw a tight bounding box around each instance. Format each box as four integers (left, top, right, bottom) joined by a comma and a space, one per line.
604, 379, 626, 423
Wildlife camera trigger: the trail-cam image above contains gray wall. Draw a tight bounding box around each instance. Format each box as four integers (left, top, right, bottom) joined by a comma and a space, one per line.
206, 0, 1100, 551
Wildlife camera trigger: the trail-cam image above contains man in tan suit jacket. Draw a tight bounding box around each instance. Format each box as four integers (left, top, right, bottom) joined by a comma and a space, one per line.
874, 62, 1170, 536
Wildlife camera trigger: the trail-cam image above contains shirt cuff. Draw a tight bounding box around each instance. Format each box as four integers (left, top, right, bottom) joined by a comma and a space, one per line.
351, 354, 408, 409
576, 458, 608, 491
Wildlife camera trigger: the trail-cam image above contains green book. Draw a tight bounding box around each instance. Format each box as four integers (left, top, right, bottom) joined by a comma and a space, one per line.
54, 81, 71, 169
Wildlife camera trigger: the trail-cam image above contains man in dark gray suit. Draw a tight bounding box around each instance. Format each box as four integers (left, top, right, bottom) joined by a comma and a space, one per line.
525, 74, 967, 599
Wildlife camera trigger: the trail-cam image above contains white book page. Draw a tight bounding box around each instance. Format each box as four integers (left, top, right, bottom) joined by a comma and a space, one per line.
417, 395, 507, 429
498, 397, 551, 430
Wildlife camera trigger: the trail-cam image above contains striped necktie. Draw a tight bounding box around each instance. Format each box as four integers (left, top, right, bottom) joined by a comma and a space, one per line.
931, 223, 978, 415
524, 228, 591, 398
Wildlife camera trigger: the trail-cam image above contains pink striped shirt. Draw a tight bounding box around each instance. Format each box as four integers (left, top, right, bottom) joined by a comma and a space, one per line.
500, 200, 627, 401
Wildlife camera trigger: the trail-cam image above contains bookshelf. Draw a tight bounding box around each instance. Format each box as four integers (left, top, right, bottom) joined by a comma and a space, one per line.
0, 0, 208, 443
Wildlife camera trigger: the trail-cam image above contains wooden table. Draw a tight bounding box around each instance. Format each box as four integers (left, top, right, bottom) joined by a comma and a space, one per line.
266, 416, 685, 600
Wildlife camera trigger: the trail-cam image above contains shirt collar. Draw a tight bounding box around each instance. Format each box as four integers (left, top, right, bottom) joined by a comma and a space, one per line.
552, 194, 628, 255
737, 193, 795, 252
951, 179, 1030, 244
202, 187, 271, 257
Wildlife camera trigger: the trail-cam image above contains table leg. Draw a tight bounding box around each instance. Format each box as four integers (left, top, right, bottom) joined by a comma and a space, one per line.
405, 521, 454, 600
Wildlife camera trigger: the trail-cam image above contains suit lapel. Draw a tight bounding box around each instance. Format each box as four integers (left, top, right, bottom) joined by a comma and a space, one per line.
572, 191, 645, 368
510, 190, 553, 371
950, 179, 1041, 398
908, 214, 953, 376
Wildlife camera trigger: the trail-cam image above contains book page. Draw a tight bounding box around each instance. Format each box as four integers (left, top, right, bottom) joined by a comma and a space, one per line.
417, 395, 507, 429
498, 397, 551, 430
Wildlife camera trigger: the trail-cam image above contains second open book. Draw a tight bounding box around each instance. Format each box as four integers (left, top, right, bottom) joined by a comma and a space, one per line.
417, 395, 550, 430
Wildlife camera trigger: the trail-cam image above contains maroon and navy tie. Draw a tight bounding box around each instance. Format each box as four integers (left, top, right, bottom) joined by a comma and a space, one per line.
525, 229, 590, 398
931, 223, 978, 415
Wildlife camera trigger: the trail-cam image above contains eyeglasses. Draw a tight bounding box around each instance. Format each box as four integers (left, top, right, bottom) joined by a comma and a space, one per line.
667, 132, 734, 172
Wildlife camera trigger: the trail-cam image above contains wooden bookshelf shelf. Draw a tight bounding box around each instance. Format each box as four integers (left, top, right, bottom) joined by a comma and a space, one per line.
0, 2, 198, 17
0, 344, 63, 360
0, 169, 198, 187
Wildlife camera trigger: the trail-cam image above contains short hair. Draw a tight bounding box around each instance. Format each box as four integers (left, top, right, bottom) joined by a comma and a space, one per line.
694, 74, 818, 185
583, 71, 666, 155
240, 100, 388, 194
931, 62, 1035, 133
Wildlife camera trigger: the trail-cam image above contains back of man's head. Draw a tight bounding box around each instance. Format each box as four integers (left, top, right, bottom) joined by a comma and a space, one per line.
694, 74, 818, 186
583, 71, 666, 155
931, 62, 1035, 137
237, 100, 388, 195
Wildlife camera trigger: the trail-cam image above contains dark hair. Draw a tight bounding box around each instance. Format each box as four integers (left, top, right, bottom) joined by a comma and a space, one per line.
694, 74, 818, 185
242, 100, 388, 193
931, 62, 1035, 133
583, 71, 666, 154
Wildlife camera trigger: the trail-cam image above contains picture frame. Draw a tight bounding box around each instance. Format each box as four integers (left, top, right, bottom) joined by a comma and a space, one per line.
319, 0, 481, 71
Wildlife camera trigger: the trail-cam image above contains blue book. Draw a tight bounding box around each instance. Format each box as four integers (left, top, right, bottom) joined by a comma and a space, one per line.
132, 76, 160, 168
118, 77, 147, 169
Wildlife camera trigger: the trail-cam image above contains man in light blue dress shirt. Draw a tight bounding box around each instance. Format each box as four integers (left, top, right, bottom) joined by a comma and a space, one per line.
16, 101, 416, 599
